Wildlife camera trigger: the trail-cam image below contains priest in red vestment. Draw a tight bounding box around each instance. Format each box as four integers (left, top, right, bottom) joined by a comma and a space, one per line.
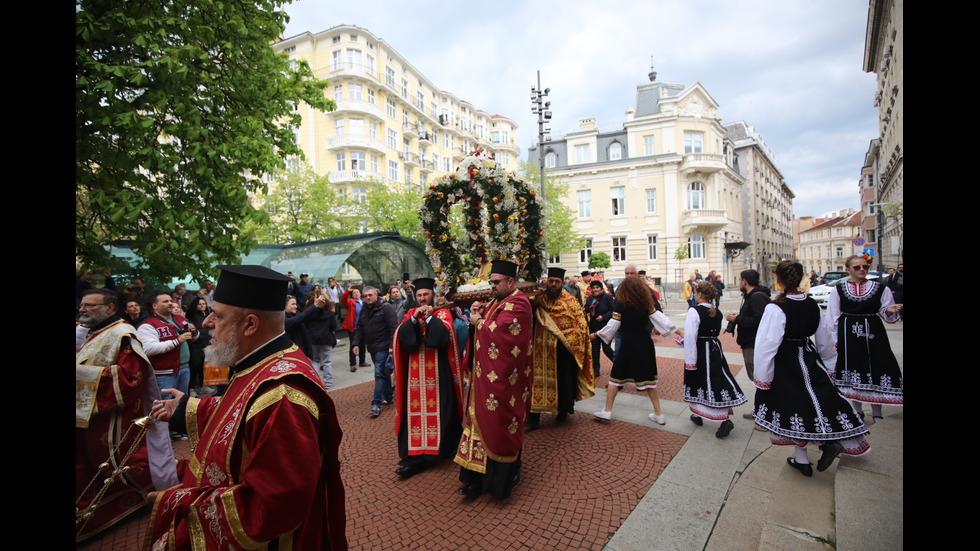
527, 267, 594, 430
392, 277, 465, 478
76, 288, 178, 542
146, 265, 347, 551
455, 260, 533, 499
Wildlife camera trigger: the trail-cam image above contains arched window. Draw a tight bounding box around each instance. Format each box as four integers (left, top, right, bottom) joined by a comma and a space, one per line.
688, 235, 705, 259
687, 182, 705, 210
609, 142, 622, 161
545, 151, 557, 168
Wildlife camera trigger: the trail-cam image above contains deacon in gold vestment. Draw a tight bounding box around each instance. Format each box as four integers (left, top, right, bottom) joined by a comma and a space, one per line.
527, 267, 594, 430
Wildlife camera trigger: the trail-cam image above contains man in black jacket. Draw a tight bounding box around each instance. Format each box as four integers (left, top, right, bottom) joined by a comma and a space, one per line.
353, 286, 398, 417
724, 269, 771, 419
585, 280, 615, 378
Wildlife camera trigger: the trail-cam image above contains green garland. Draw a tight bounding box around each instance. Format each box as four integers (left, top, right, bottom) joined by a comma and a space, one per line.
420, 153, 544, 290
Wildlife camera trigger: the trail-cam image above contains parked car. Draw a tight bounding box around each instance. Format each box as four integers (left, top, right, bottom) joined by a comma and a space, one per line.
818, 271, 848, 285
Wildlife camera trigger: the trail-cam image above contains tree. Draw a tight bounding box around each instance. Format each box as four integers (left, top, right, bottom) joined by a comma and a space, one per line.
76, 0, 333, 280
247, 164, 357, 244
357, 183, 425, 243
588, 252, 611, 270
519, 161, 585, 259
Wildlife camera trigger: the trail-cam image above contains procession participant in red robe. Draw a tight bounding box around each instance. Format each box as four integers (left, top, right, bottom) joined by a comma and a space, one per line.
527, 267, 594, 430
145, 265, 347, 551
76, 288, 178, 543
392, 277, 465, 478
455, 260, 533, 499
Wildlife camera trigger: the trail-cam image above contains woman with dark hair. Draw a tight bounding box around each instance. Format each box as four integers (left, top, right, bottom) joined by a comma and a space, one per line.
341, 285, 367, 371
591, 276, 677, 425
754, 260, 870, 477
122, 299, 148, 327
186, 296, 212, 393
828, 255, 903, 423
684, 281, 746, 437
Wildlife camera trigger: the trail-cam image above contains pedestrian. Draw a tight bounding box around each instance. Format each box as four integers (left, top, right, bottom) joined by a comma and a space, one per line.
683, 273, 697, 308
753, 260, 870, 476
592, 277, 678, 425
828, 255, 903, 423
307, 294, 339, 390
340, 285, 367, 371
724, 269, 772, 420
683, 282, 747, 437
352, 286, 398, 417
710, 271, 724, 308
585, 280, 615, 379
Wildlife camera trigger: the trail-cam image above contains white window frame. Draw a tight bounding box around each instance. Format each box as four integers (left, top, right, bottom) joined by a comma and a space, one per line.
609, 142, 622, 161
647, 235, 658, 260
574, 144, 590, 164
610, 187, 625, 216
684, 131, 703, 154
688, 235, 706, 259
612, 236, 627, 262
643, 135, 654, 156
687, 182, 705, 210
645, 189, 657, 213
580, 239, 593, 264
577, 190, 591, 218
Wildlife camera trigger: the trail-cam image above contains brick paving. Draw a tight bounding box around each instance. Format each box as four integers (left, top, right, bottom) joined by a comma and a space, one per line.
79, 357, 689, 550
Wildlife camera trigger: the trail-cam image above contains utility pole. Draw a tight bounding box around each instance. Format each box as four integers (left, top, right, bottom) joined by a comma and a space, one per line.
530, 71, 552, 268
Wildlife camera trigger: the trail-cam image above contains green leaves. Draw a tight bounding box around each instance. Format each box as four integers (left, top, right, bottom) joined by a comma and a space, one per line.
76, 0, 331, 280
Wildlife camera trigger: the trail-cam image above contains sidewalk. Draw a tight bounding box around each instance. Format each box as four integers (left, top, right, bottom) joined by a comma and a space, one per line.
79, 303, 902, 550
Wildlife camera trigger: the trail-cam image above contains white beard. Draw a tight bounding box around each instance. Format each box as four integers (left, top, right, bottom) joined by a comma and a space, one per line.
204, 339, 239, 367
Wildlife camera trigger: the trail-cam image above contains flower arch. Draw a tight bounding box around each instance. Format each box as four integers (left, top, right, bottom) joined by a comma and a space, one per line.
420, 152, 544, 291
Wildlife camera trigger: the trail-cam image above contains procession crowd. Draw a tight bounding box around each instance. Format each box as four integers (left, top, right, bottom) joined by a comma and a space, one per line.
75, 254, 902, 549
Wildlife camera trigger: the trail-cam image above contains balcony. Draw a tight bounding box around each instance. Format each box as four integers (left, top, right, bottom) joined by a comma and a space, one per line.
324, 134, 386, 154
453, 146, 467, 161
328, 62, 377, 82
400, 151, 420, 167
402, 122, 418, 139
680, 153, 726, 174
419, 131, 434, 146
681, 208, 731, 231
329, 169, 385, 184
419, 160, 434, 173
333, 99, 384, 120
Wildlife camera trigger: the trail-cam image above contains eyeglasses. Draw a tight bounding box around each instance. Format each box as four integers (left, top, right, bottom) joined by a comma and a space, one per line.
79, 302, 106, 310
489, 279, 507, 286
850, 265, 869, 271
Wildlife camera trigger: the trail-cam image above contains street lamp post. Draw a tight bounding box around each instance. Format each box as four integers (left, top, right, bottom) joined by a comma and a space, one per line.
531, 71, 552, 269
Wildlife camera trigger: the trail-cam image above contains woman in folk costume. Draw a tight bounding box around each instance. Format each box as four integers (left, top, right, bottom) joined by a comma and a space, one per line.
754, 260, 870, 477
683, 282, 747, 438
828, 254, 903, 424
591, 276, 677, 425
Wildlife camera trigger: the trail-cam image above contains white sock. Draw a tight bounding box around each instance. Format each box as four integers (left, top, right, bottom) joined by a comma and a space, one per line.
795, 447, 810, 465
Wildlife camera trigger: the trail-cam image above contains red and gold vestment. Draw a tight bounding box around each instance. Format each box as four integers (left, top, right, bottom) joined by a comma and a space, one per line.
530, 291, 594, 413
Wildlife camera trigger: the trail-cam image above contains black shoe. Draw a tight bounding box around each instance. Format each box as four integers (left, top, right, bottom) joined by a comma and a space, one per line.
690, 414, 703, 426
395, 464, 426, 479
715, 419, 734, 438
350, 365, 357, 372
511, 472, 521, 488
817, 441, 844, 472
787, 457, 813, 477
457, 483, 482, 496
556, 412, 568, 424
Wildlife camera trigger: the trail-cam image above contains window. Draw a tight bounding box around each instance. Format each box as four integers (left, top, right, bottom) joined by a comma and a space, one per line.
367, 88, 375, 104
688, 235, 705, 259
387, 129, 397, 149
574, 144, 590, 164
349, 84, 362, 101
417, 91, 425, 110
331, 50, 341, 70
647, 235, 658, 260
580, 239, 593, 264
404, 166, 412, 186
684, 132, 703, 154
369, 121, 378, 139
346, 48, 361, 69
612, 237, 627, 262
401, 78, 409, 98
351, 151, 365, 171
491, 131, 501, 145
836, 246, 844, 258
687, 182, 705, 210
610, 187, 625, 216
645, 189, 657, 213
388, 160, 399, 181
332, 35, 340, 44
577, 190, 591, 218
386, 98, 396, 118
365, 54, 375, 75
370, 155, 379, 173
349, 118, 363, 136
353, 186, 367, 204
385, 66, 396, 87
545, 151, 557, 168
335, 153, 345, 171
442, 156, 451, 172
334, 84, 343, 100
609, 142, 622, 161
334, 118, 344, 136
644, 135, 654, 156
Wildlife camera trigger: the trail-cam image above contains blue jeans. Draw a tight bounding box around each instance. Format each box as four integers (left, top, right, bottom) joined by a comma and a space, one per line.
157, 365, 190, 399
371, 350, 393, 407
311, 344, 333, 388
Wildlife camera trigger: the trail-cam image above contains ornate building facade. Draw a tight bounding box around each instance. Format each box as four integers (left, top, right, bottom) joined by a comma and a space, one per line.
274, 25, 519, 195
528, 72, 751, 290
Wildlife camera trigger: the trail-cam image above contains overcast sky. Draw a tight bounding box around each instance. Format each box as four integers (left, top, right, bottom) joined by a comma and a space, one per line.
283, 0, 879, 218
